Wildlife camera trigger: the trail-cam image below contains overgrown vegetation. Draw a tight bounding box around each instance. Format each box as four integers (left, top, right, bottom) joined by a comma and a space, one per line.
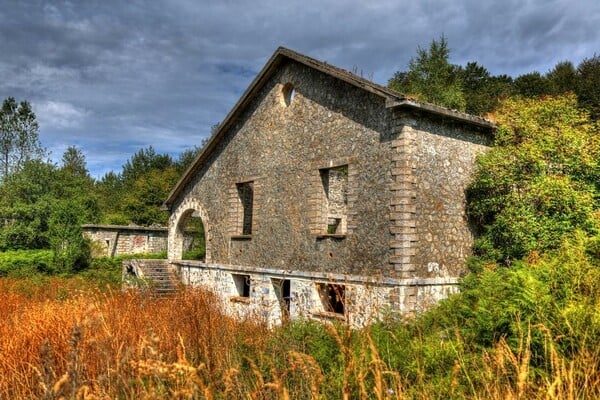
1, 269, 599, 398
467, 94, 600, 262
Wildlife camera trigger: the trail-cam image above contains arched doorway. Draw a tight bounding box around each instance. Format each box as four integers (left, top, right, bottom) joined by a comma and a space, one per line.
168, 199, 210, 262
180, 210, 206, 260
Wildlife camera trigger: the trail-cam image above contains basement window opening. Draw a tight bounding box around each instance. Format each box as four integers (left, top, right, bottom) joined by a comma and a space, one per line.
318, 283, 345, 315
232, 274, 251, 298
272, 278, 291, 319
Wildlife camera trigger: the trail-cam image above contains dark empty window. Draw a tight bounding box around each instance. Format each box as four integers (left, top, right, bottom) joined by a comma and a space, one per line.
318, 283, 345, 315
272, 278, 291, 320
233, 274, 251, 297
237, 181, 254, 235
282, 82, 296, 106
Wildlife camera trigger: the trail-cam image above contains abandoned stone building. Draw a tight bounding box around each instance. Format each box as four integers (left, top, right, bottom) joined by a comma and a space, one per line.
84, 224, 199, 257
129, 47, 495, 325
83, 224, 168, 257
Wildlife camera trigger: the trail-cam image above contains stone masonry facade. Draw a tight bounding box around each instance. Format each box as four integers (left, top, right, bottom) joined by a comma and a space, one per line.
159, 48, 494, 325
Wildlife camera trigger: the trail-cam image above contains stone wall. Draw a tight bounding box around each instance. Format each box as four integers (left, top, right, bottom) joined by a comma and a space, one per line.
175, 260, 459, 327
169, 59, 395, 277
388, 112, 491, 279
84, 224, 187, 257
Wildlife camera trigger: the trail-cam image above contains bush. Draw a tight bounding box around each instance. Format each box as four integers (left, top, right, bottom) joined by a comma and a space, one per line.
0, 249, 54, 277
468, 94, 600, 262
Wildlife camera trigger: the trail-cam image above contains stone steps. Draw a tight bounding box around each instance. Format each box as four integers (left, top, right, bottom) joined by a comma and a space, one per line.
123, 260, 180, 296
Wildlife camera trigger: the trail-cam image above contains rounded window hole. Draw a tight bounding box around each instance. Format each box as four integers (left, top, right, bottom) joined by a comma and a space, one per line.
282, 83, 296, 107
328, 252, 333, 259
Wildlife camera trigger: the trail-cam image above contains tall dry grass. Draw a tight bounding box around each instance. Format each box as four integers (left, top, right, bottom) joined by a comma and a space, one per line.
1, 277, 599, 399
0, 278, 269, 399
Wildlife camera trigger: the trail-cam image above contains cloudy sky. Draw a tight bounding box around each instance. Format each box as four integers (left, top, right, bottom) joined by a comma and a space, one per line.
1, 0, 598, 178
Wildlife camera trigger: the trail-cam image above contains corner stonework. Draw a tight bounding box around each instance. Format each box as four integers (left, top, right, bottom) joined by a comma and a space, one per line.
389, 114, 419, 279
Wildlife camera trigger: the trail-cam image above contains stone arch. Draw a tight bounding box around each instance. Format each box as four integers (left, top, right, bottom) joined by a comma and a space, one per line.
168, 198, 210, 262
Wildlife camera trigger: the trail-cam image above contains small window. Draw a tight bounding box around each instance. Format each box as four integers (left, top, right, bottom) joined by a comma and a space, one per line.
237, 181, 254, 235
282, 83, 296, 107
321, 165, 348, 235
318, 283, 345, 315
232, 274, 251, 297
272, 278, 291, 319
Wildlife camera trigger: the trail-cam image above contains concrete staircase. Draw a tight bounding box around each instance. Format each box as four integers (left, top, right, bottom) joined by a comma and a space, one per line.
122, 259, 180, 296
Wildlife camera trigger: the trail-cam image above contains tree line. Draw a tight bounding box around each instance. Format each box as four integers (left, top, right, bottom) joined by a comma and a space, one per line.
0, 97, 203, 269
388, 35, 600, 118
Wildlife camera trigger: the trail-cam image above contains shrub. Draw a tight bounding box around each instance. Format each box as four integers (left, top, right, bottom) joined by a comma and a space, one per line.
468, 94, 600, 262
0, 249, 54, 277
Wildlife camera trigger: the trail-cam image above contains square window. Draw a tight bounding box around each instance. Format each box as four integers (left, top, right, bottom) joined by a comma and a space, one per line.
317, 283, 345, 315
232, 274, 251, 297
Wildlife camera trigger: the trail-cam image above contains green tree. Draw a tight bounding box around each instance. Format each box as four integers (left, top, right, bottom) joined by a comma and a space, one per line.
0, 160, 56, 249
546, 61, 578, 95
0, 97, 45, 180
122, 146, 173, 183
176, 145, 203, 174
95, 171, 127, 225
460, 61, 491, 115
0, 148, 99, 261
48, 200, 91, 272
513, 72, 550, 98
388, 36, 466, 110
61, 146, 88, 177
459, 63, 516, 115
576, 54, 600, 118
467, 94, 600, 262
96, 146, 175, 225
122, 166, 180, 225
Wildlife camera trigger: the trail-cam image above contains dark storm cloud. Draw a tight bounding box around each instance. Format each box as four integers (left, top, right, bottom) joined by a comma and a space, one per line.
0, 0, 598, 177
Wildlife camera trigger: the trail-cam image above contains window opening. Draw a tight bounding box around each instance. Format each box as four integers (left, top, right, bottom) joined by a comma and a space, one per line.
233, 274, 251, 297
272, 278, 291, 319
321, 165, 348, 234
181, 211, 206, 260
318, 283, 345, 315
282, 83, 296, 106
237, 181, 254, 235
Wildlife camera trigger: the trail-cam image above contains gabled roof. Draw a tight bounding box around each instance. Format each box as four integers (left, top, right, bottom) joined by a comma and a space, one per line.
163, 47, 495, 210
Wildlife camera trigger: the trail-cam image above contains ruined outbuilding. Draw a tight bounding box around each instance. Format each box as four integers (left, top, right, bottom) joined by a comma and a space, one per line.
83, 224, 168, 257
133, 47, 494, 325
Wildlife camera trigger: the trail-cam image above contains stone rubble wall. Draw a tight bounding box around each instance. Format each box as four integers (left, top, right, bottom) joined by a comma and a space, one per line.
389, 112, 491, 279
84, 225, 195, 257
176, 261, 459, 327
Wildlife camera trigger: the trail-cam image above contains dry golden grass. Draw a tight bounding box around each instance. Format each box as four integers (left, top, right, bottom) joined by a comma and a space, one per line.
0, 278, 269, 399
1, 277, 599, 399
